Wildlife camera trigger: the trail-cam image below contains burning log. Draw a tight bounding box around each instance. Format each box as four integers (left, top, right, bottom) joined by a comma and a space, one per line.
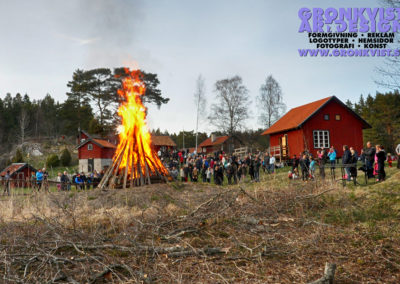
98, 69, 170, 189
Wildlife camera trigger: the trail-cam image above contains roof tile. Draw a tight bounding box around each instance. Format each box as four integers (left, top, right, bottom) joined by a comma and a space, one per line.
261, 97, 332, 135
199, 136, 229, 147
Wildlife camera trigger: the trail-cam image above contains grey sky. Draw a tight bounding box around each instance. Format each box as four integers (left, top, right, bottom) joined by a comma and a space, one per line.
0, 0, 391, 133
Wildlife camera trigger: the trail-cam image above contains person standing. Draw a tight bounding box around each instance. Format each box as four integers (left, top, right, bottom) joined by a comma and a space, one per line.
192, 167, 198, 182
254, 156, 261, 182
263, 152, 270, 173
376, 145, 386, 181
206, 166, 212, 183
180, 166, 185, 182
269, 155, 276, 174
318, 149, 327, 179
387, 153, 393, 168
309, 158, 316, 180
56, 172, 62, 191
42, 168, 49, 192
396, 142, 400, 169
74, 174, 84, 190
342, 145, 351, 181
364, 141, 376, 178
327, 146, 337, 178
299, 154, 310, 181
349, 148, 358, 183
36, 169, 44, 191
61, 171, 70, 191
3, 170, 11, 196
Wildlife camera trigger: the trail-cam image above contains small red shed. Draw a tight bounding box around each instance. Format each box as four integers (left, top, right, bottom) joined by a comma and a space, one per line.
0, 163, 37, 188
261, 96, 371, 158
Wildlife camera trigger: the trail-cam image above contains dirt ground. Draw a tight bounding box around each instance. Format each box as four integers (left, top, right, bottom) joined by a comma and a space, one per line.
0, 169, 399, 283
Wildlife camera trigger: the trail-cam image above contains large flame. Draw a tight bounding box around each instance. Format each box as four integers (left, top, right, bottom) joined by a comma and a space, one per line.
113, 68, 168, 180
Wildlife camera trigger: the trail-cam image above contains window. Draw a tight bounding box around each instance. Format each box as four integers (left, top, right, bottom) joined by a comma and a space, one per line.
88, 144, 93, 151
323, 114, 330, 120
313, 130, 330, 148
335, 114, 341, 121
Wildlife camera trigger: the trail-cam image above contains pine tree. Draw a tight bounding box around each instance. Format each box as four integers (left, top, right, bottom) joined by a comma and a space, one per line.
60, 149, 72, 166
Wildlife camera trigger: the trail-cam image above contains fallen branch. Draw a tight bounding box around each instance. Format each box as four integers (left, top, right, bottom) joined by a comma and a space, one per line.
297, 188, 335, 200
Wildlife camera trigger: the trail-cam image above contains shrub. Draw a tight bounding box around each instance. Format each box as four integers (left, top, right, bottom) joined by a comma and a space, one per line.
60, 148, 72, 166
46, 154, 60, 168
12, 149, 24, 163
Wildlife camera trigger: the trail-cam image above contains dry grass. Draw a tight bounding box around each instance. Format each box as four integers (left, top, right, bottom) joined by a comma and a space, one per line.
0, 168, 399, 283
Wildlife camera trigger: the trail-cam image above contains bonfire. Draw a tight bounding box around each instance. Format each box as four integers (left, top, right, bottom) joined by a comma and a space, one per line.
98, 69, 169, 189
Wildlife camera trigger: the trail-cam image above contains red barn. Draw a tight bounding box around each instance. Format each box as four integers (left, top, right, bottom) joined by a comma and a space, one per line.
198, 134, 243, 154
77, 138, 117, 173
151, 135, 177, 152
261, 96, 371, 159
0, 163, 37, 188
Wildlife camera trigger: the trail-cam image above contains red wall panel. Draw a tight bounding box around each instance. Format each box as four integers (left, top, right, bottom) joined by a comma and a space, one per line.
303, 100, 365, 157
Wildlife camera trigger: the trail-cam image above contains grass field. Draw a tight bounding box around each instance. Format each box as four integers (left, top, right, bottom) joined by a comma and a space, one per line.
0, 165, 399, 283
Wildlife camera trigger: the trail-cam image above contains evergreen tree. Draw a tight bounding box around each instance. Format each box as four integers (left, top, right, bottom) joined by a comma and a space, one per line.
60, 149, 72, 166
12, 149, 24, 163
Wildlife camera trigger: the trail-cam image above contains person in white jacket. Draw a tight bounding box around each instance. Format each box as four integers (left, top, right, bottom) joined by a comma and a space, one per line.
396, 143, 400, 169
269, 156, 276, 173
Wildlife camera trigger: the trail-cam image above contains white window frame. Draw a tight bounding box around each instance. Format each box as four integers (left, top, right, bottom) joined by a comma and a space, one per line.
313, 130, 330, 149
87, 144, 93, 151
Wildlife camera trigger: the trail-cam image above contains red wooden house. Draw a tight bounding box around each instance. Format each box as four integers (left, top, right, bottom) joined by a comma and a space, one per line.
0, 163, 37, 188
261, 96, 371, 159
151, 136, 177, 152
77, 131, 177, 173
198, 134, 243, 154
77, 136, 117, 173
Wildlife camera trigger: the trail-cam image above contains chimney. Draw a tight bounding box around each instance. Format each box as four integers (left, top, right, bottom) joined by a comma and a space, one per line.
211, 133, 216, 143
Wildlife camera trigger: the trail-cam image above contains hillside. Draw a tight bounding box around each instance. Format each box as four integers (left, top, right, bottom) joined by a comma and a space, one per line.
0, 167, 399, 283
0, 136, 78, 174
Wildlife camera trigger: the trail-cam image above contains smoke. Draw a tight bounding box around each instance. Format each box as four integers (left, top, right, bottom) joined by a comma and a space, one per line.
54, 0, 145, 68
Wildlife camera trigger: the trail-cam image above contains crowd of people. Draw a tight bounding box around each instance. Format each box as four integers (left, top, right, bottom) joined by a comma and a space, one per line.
287, 141, 399, 183
161, 140, 400, 186
28, 169, 105, 192
1, 141, 399, 195
164, 149, 280, 186
55, 170, 105, 191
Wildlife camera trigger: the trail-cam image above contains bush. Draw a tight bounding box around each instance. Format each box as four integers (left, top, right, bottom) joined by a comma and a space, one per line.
46, 154, 60, 168
12, 149, 24, 163
60, 148, 72, 166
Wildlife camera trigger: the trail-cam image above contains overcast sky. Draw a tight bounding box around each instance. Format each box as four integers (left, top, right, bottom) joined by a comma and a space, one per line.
0, 0, 392, 134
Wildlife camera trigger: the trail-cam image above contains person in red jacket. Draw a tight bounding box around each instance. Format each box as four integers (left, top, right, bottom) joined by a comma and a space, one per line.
387, 153, 393, 168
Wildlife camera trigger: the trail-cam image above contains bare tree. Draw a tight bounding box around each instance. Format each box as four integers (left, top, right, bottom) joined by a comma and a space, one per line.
257, 75, 286, 128
18, 108, 30, 144
194, 75, 207, 152
375, 0, 400, 89
208, 76, 250, 136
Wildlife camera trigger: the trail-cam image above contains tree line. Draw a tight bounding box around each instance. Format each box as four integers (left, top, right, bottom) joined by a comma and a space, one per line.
0, 68, 169, 152
346, 90, 400, 153
0, 68, 287, 153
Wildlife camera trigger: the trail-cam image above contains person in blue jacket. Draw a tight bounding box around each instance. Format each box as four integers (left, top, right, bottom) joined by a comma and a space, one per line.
74, 174, 84, 190
327, 146, 337, 178
36, 169, 44, 191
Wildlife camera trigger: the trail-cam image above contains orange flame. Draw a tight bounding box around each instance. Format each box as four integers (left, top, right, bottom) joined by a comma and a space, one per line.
113, 68, 168, 180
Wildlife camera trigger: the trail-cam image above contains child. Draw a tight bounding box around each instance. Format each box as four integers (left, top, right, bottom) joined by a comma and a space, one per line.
309, 158, 316, 179
293, 168, 299, 179
387, 153, 393, 168
180, 166, 185, 182
206, 167, 212, 183
56, 172, 62, 191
